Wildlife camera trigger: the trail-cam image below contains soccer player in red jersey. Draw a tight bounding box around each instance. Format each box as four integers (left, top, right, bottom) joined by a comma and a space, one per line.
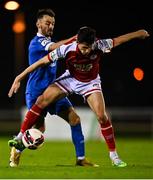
8, 26, 149, 167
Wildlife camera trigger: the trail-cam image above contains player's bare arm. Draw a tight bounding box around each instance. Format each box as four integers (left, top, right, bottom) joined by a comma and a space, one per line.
113, 29, 150, 47
8, 56, 50, 98
49, 35, 77, 51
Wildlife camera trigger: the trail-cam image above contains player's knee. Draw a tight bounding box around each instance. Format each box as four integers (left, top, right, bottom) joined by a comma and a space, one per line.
69, 116, 81, 126
36, 95, 48, 108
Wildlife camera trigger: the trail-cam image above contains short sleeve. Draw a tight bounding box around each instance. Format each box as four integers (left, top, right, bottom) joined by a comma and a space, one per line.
96, 39, 113, 53
48, 44, 67, 61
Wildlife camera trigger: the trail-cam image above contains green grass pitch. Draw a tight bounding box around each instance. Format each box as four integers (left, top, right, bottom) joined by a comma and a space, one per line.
0, 136, 152, 179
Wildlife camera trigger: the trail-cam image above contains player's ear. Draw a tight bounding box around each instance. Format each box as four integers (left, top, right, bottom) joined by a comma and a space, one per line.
36, 20, 40, 28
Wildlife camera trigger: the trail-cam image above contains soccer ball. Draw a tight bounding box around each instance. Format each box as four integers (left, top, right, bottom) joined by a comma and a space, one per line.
22, 128, 44, 150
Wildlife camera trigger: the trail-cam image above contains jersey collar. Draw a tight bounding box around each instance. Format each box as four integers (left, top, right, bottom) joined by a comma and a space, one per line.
37, 32, 51, 40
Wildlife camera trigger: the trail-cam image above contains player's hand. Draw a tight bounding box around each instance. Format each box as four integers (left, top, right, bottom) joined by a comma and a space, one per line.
137, 29, 150, 39
8, 77, 21, 98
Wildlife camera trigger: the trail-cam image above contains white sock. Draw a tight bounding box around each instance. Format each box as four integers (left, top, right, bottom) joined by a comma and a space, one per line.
109, 151, 119, 160
15, 132, 23, 140
77, 156, 85, 160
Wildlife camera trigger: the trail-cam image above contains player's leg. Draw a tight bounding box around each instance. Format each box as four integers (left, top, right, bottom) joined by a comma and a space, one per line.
8, 93, 47, 167
9, 93, 45, 143
8, 84, 64, 167
8, 84, 65, 167
58, 108, 99, 167
56, 97, 99, 167
86, 92, 127, 167
8, 114, 46, 167
21, 84, 66, 133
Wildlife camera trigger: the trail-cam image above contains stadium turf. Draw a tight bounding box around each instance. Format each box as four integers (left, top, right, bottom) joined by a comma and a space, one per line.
0, 136, 152, 179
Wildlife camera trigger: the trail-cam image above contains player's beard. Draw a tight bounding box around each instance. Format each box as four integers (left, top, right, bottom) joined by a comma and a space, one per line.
48, 29, 53, 37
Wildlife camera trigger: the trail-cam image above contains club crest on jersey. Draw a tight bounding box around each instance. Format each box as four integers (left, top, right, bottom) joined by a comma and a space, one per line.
90, 54, 97, 60
50, 51, 58, 61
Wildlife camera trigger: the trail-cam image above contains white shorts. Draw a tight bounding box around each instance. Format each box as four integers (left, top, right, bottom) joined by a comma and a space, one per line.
55, 70, 102, 99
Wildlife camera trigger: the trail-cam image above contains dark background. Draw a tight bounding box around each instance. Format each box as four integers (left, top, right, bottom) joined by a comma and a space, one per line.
0, 0, 152, 110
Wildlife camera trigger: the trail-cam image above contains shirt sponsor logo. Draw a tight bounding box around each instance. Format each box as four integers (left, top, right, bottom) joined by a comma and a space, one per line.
74, 64, 93, 71
39, 38, 50, 47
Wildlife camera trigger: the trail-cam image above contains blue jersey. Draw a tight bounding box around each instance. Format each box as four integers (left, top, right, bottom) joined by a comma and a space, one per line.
26, 33, 57, 97
25, 33, 72, 113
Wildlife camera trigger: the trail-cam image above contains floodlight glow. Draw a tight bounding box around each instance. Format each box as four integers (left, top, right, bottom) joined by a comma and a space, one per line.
133, 67, 144, 81
12, 20, 26, 33
4, 1, 20, 10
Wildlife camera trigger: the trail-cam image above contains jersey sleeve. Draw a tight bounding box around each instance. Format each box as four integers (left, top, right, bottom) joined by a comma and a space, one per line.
48, 44, 68, 62
38, 37, 54, 51
96, 39, 113, 53
45, 42, 54, 51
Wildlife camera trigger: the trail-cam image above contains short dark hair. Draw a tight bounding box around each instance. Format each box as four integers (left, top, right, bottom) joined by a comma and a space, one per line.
77, 26, 96, 45
36, 8, 55, 20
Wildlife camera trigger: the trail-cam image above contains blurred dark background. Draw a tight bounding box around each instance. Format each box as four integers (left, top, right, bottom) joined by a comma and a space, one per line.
0, 0, 153, 110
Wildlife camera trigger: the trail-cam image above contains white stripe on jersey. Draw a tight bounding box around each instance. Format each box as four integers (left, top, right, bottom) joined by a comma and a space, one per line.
96, 39, 113, 53
45, 42, 54, 51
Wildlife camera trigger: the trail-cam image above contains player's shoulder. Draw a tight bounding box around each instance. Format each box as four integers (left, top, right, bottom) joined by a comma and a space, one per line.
62, 41, 77, 51
29, 35, 40, 45
35, 34, 47, 44
58, 41, 77, 56
59, 41, 77, 55
30, 34, 52, 49
28, 35, 44, 53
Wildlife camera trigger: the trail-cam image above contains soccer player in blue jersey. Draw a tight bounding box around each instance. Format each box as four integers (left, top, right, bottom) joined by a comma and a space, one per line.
8, 9, 98, 167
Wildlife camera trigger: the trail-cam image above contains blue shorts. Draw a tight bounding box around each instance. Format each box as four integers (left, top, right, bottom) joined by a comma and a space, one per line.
25, 93, 73, 116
